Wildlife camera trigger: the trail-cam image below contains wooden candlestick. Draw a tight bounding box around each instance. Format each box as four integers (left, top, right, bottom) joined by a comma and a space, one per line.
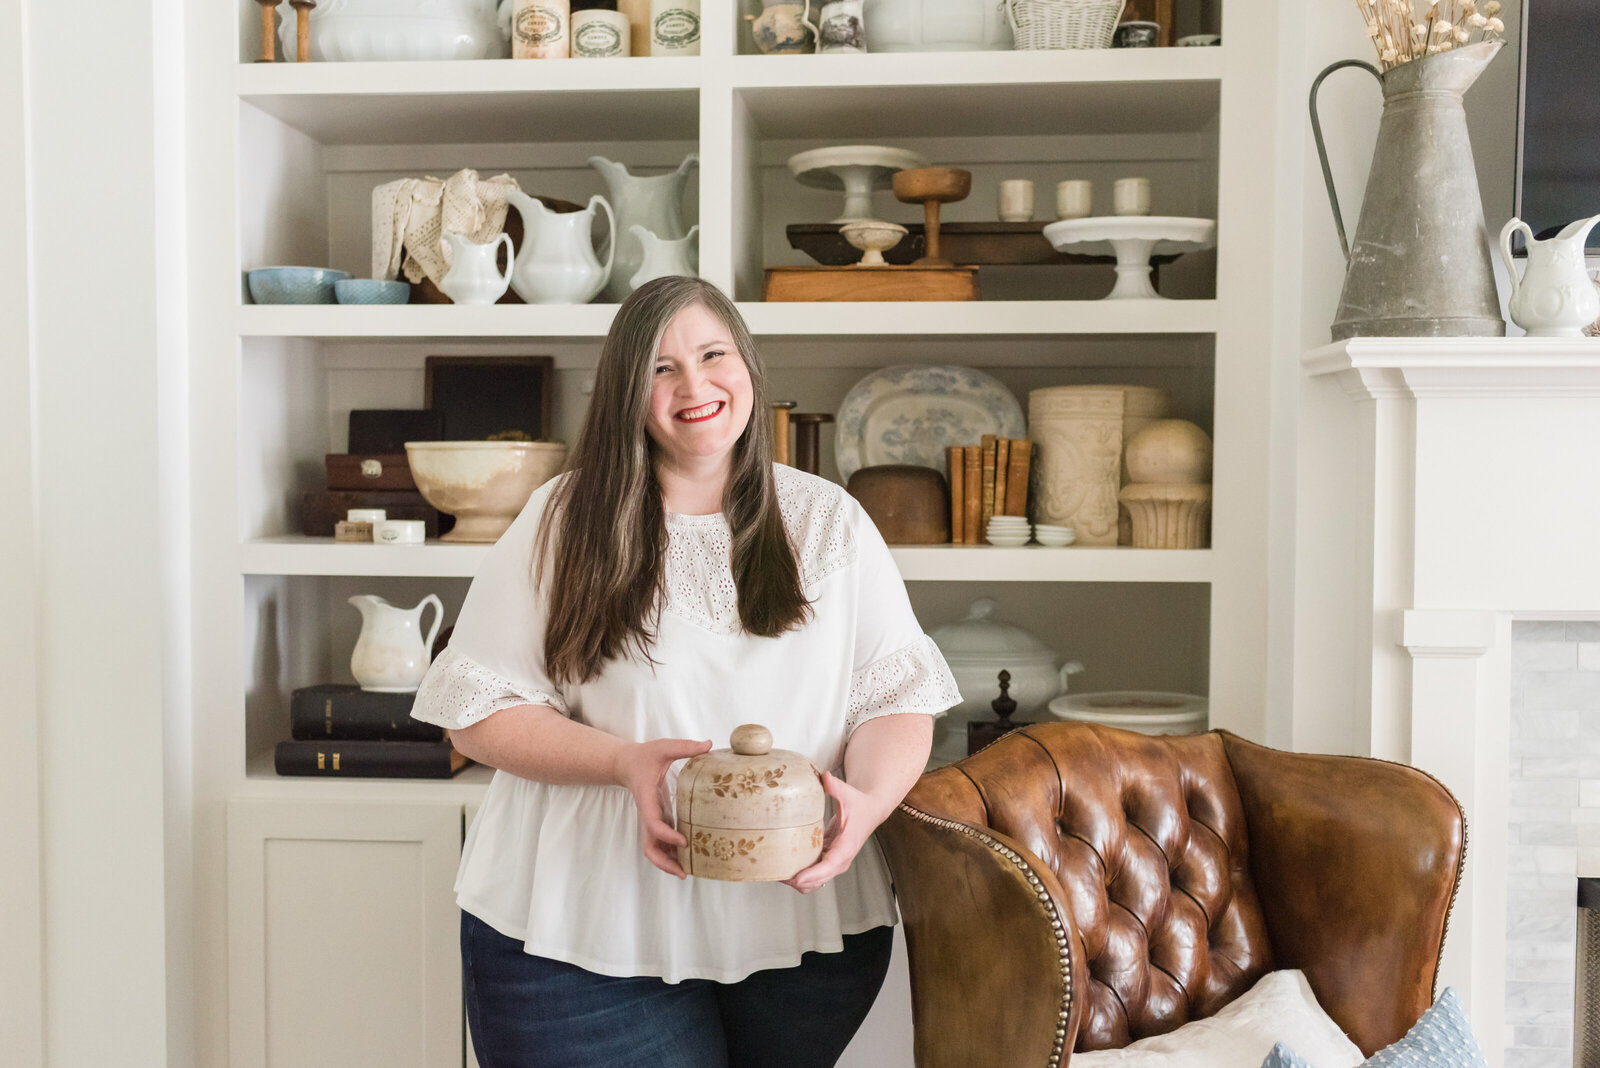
255, 0, 282, 62
790, 413, 833, 476
771, 401, 797, 465
892, 167, 972, 267
290, 0, 316, 62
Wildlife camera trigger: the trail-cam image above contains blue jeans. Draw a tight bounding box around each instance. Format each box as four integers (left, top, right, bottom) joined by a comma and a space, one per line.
461, 909, 894, 1068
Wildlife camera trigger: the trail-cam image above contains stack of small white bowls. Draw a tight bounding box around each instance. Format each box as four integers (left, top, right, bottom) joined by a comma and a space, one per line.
985, 516, 1031, 547
1033, 523, 1076, 547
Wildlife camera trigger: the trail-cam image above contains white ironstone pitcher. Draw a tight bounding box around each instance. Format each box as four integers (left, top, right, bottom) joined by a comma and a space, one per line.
588, 153, 698, 302
507, 191, 615, 304
1499, 214, 1600, 338
349, 594, 443, 693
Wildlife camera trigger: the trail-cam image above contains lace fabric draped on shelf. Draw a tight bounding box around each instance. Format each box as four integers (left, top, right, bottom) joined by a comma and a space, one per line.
371, 168, 520, 287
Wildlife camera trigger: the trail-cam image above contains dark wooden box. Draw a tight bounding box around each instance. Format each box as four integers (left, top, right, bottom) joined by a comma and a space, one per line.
347, 409, 443, 455
424, 355, 554, 442
325, 453, 416, 492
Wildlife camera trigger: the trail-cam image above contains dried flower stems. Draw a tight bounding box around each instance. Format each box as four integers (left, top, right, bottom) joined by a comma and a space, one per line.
1354, 0, 1503, 70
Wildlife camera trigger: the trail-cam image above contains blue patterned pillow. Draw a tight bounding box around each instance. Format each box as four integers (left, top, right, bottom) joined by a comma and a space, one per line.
1259, 989, 1485, 1068
1261, 1041, 1315, 1068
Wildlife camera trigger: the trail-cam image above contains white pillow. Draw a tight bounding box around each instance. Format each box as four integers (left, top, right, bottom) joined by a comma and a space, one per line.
1070, 970, 1365, 1068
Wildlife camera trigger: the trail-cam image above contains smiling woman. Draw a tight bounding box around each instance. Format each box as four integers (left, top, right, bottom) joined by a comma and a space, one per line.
406, 276, 961, 1068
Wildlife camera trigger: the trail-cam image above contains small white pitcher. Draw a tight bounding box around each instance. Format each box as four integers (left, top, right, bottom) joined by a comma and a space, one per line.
628, 224, 699, 291
1499, 214, 1600, 337
349, 594, 444, 693
439, 232, 514, 305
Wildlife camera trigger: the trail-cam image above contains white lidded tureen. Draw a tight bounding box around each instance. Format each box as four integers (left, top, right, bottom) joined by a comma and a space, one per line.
927, 597, 1083, 764
281, 0, 508, 62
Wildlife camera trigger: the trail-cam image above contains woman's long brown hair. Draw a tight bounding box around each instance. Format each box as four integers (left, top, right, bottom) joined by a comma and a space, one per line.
534, 276, 811, 686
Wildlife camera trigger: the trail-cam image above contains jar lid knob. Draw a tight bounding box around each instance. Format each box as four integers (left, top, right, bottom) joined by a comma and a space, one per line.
730, 724, 773, 756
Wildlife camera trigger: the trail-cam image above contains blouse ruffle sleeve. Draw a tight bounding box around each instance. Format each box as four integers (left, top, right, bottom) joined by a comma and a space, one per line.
842, 501, 961, 738
410, 477, 572, 731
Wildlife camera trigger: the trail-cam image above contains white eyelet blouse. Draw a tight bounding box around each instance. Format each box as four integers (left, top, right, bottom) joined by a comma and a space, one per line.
410, 464, 961, 983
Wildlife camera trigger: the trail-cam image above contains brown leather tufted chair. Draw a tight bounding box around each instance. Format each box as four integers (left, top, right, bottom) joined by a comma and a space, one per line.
875, 724, 1465, 1067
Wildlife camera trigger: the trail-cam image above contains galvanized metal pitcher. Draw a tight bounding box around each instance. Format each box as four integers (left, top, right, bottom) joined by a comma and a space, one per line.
1310, 41, 1506, 340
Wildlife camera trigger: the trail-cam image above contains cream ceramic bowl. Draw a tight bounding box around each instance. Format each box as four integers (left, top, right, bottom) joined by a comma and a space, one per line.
405, 441, 566, 543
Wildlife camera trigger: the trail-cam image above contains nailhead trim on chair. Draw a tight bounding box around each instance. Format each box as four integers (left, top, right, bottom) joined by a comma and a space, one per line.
895, 802, 1076, 1067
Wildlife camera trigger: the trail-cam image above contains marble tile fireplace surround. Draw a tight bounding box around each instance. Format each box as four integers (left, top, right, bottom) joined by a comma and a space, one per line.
1300, 338, 1600, 1068
1508, 622, 1600, 1067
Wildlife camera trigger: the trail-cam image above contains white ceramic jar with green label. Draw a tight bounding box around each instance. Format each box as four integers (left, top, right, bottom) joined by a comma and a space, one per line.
572, 0, 630, 56
650, 0, 700, 55
511, 0, 570, 57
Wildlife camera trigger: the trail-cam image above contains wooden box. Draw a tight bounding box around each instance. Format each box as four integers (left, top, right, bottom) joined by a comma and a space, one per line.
763, 265, 980, 302
325, 453, 415, 492
424, 355, 554, 442
347, 409, 443, 455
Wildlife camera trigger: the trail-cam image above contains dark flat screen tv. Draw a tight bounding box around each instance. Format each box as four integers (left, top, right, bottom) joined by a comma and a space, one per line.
1517, 0, 1600, 248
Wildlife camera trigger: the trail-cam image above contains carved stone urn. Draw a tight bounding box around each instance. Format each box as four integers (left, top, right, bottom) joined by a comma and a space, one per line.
675, 724, 826, 882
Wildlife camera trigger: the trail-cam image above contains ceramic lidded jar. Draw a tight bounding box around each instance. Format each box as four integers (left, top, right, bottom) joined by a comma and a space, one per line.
676, 724, 825, 882
927, 597, 1083, 764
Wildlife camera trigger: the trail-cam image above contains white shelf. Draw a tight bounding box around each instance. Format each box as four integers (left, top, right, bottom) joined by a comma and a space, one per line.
238, 299, 1216, 339
233, 50, 1220, 144
731, 50, 1222, 139
238, 302, 619, 339
241, 535, 1211, 583
739, 300, 1217, 337
236, 58, 701, 143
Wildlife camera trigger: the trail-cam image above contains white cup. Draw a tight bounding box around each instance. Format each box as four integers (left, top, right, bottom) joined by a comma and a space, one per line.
997, 179, 1035, 223
1113, 177, 1152, 216
347, 508, 387, 523
372, 519, 426, 545
1055, 179, 1093, 220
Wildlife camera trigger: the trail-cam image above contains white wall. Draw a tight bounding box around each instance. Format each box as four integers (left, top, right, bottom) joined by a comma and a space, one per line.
0, 0, 43, 1062
16, 0, 190, 1062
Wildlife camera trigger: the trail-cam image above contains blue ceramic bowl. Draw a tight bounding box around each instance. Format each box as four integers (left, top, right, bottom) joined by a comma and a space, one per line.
247, 266, 351, 305
335, 279, 411, 305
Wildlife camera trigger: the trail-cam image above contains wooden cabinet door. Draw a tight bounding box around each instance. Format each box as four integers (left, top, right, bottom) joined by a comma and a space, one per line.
227, 799, 464, 1068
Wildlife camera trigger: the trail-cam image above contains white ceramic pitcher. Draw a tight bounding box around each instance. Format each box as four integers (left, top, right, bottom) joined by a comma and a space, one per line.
439, 231, 513, 305
628, 224, 699, 291
588, 154, 698, 302
508, 191, 615, 304
349, 594, 444, 693
1499, 214, 1600, 337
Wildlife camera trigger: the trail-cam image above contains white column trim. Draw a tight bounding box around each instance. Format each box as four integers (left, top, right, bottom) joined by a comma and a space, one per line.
1400, 608, 1512, 1068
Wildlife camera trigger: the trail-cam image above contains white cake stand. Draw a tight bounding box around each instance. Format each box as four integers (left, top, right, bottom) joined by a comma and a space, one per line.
1042, 216, 1217, 300
787, 145, 931, 224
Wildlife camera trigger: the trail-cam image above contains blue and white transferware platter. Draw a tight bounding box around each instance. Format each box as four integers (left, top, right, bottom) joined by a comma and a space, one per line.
835, 365, 1026, 483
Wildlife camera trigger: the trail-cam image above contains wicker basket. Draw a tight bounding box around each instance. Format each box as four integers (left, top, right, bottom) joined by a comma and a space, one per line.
1002, 0, 1126, 49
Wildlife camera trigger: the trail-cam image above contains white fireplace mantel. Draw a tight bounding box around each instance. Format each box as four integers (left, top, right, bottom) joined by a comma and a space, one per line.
1297, 337, 1600, 1068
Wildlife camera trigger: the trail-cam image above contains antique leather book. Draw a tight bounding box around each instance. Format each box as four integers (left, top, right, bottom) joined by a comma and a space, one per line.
289, 684, 444, 742
946, 445, 964, 544
273, 739, 471, 778
979, 435, 997, 538
962, 447, 981, 544
1004, 439, 1032, 517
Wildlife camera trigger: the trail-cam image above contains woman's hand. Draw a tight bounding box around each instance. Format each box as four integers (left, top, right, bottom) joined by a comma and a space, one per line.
612, 737, 713, 879
783, 770, 896, 895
